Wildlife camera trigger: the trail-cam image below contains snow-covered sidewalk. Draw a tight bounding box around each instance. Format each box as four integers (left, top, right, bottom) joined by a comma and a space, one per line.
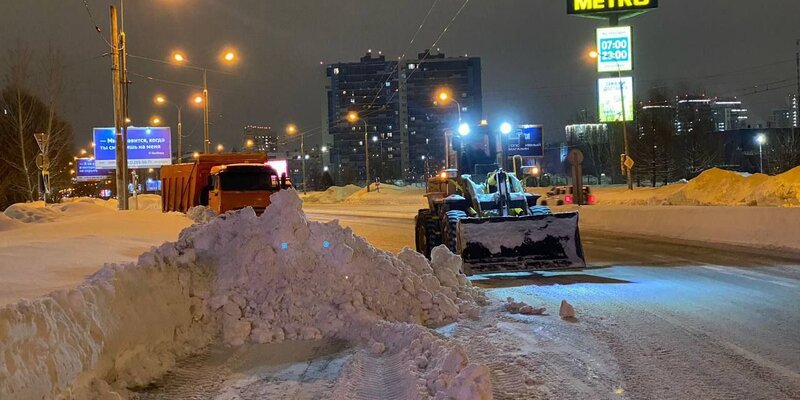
0, 199, 190, 305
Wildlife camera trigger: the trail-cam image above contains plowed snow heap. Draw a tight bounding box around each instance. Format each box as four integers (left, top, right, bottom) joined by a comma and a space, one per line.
0, 190, 491, 399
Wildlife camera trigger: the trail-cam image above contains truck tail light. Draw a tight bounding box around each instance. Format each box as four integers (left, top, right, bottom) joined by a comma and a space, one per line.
564, 195, 573, 204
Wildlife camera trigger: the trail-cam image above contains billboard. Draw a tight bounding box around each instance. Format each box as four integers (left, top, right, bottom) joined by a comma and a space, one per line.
567, 0, 658, 15
505, 125, 544, 157
598, 77, 634, 122
266, 159, 289, 177
93, 127, 172, 169
75, 158, 113, 182
597, 26, 632, 72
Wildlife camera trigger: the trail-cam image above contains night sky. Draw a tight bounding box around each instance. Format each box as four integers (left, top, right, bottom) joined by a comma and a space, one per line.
2, 0, 798, 151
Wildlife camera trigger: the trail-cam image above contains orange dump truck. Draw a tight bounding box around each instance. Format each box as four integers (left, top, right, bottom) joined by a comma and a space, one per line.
161, 154, 291, 214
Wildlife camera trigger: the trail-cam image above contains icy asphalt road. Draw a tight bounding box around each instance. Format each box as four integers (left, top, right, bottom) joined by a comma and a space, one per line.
305, 206, 800, 399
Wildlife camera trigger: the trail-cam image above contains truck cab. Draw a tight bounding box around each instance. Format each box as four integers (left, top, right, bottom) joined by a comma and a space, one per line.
207, 163, 290, 214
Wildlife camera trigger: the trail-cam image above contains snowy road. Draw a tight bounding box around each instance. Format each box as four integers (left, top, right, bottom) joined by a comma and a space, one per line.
306, 206, 800, 399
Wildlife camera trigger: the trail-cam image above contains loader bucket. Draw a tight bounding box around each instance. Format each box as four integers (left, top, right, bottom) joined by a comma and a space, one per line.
456, 212, 585, 275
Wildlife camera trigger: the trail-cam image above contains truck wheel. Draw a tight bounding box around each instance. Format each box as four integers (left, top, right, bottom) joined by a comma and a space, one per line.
416, 210, 441, 258
442, 210, 467, 254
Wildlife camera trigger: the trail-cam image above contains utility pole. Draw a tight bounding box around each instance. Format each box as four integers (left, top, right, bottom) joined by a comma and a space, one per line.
110, 6, 127, 210
795, 39, 799, 130
300, 133, 306, 194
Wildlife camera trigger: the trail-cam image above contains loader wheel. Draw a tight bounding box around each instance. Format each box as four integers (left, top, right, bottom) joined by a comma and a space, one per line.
442, 210, 467, 254
415, 210, 441, 258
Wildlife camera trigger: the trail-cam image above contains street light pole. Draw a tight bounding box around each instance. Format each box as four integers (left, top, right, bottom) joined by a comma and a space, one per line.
363, 120, 370, 192
177, 106, 183, 163
301, 133, 306, 194
203, 69, 210, 153
617, 62, 633, 191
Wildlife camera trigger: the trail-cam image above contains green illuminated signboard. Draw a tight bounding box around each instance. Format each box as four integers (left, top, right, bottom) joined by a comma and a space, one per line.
598, 77, 634, 122
568, 0, 658, 15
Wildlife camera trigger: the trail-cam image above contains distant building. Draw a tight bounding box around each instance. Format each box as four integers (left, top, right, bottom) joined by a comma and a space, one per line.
710, 97, 748, 131
324, 50, 482, 184
674, 95, 714, 135
772, 109, 793, 128
243, 125, 277, 156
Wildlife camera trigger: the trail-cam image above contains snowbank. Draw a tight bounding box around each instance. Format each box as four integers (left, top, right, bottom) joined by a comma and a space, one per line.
301, 184, 362, 204
0, 190, 490, 399
579, 205, 800, 253
587, 167, 800, 207
302, 184, 426, 206
0, 214, 22, 231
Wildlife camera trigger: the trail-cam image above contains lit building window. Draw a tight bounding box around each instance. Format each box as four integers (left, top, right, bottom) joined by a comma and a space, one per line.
333, 68, 340, 75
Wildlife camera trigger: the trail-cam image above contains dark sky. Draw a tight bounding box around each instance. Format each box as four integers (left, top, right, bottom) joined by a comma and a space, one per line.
2, 0, 799, 151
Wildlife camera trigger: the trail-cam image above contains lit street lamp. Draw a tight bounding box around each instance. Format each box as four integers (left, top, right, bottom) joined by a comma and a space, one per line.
347, 111, 371, 192
154, 94, 184, 163
286, 124, 307, 194
756, 134, 767, 174
216, 143, 224, 153
170, 48, 238, 154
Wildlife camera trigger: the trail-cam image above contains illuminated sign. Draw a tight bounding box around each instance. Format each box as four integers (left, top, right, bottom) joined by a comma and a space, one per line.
597, 26, 632, 72
598, 77, 634, 122
93, 127, 173, 169
266, 159, 288, 177
75, 158, 113, 182
567, 0, 658, 15
504, 125, 544, 157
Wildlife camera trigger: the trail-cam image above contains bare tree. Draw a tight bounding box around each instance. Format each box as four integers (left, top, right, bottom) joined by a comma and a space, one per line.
0, 42, 73, 208
771, 128, 800, 174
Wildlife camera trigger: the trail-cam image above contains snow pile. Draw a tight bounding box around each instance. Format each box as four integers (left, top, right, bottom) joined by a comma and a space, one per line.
301, 184, 362, 204
344, 183, 426, 206
0, 190, 489, 399
333, 321, 492, 400
188, 190, 486, 346
589, 167, 800, 207
3, 202, 63, 223
186, 205, 217, 224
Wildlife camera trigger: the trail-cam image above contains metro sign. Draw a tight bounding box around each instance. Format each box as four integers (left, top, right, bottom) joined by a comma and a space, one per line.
567, 0, 658, 15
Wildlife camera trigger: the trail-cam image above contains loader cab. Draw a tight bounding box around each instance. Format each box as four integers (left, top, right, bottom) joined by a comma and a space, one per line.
208, 164, 287, 214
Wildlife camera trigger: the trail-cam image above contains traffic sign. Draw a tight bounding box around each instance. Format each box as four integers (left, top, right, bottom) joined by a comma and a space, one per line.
33, 133, 48, 153
624, 156, 635, 170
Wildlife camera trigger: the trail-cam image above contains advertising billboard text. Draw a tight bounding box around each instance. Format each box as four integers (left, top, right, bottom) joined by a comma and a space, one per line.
597, 26, 632, 72
505, 125, 544, 157
567, 0, 658, 15
93, 127, 172, 169
598, 77, 634, 123
75, 158, 113, 182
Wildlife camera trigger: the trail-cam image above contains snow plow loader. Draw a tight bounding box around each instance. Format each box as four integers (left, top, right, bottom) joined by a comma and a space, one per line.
415, 168, 585, 275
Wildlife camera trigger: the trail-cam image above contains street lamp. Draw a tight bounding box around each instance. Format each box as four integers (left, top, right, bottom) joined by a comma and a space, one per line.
500, 122, 513, 135
150, 116, 162, 126
154, 94, 184, 163
347, 111, 371, 192
216, 143, 224, 153
756, 134, 767, 174
170, 48, 238, 154
286, 124, 307, 194
458, 123, 471, 136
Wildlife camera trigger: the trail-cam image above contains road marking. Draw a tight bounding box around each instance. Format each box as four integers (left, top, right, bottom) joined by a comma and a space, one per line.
699, 264, 798, 289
